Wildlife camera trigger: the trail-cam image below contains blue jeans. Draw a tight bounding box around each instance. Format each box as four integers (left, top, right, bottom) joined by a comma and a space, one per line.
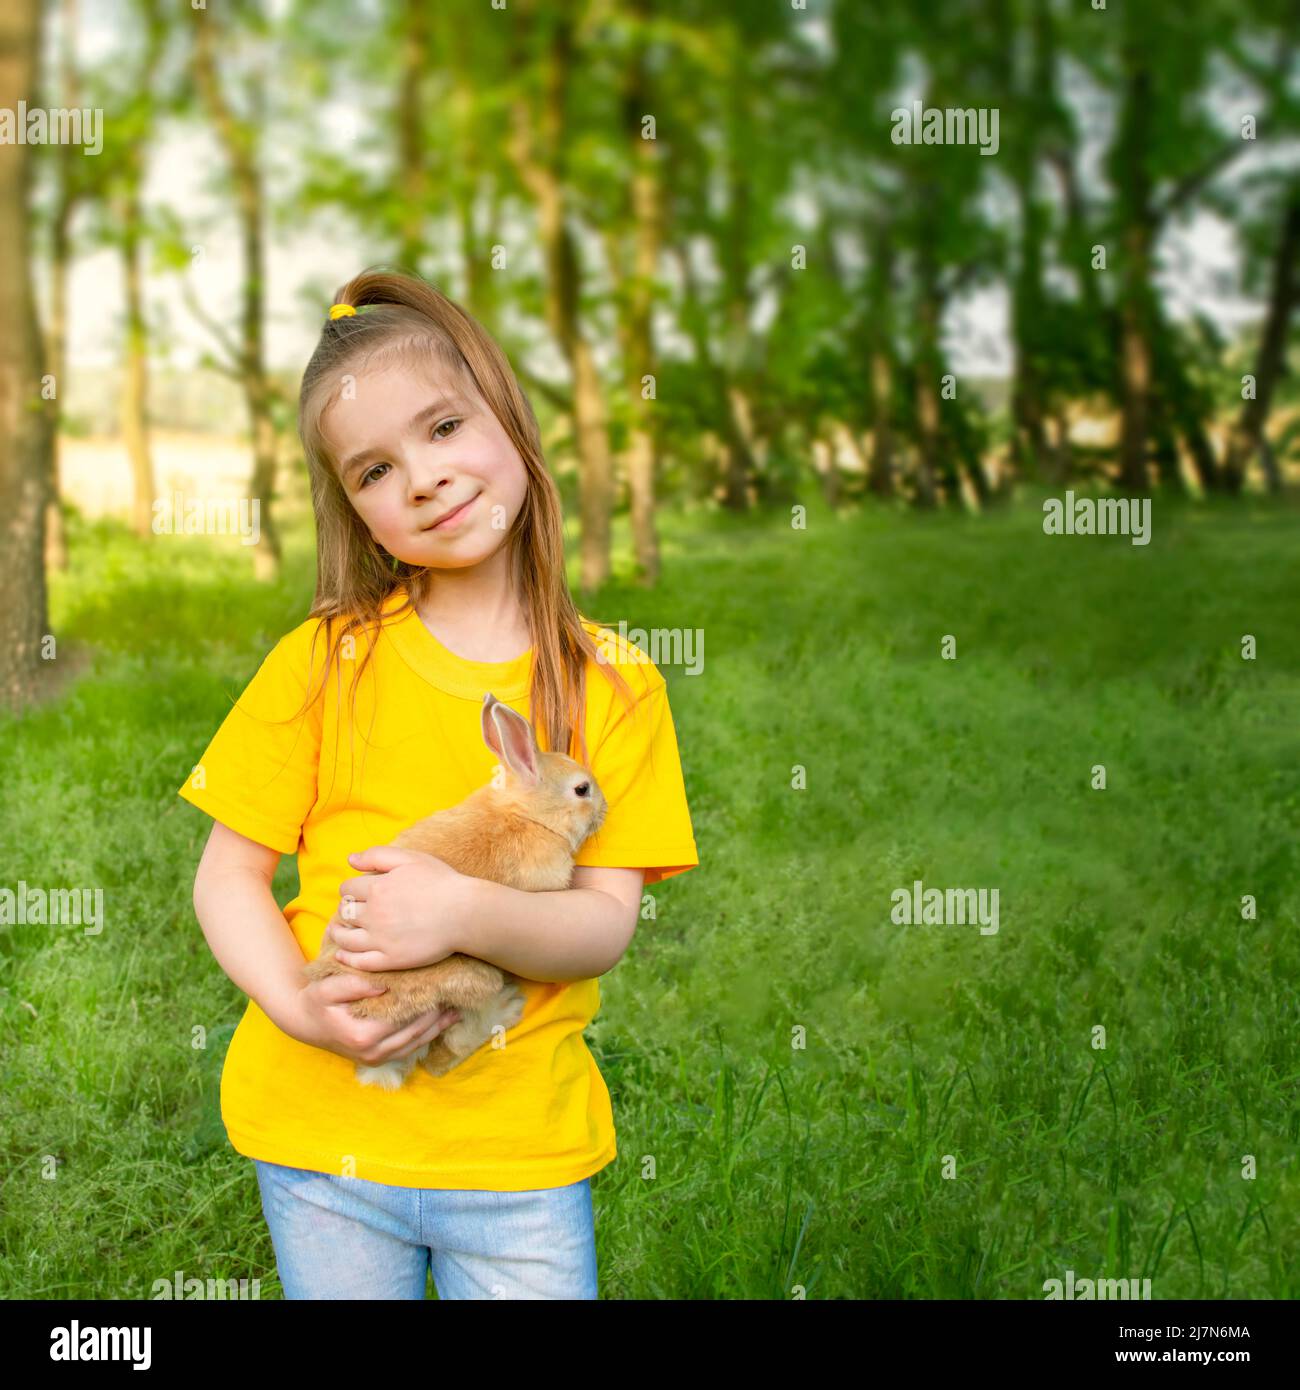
253, 1160, 598, 1300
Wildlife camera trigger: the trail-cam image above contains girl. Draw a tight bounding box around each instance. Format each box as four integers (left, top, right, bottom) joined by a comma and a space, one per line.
178, 267, 699, 1300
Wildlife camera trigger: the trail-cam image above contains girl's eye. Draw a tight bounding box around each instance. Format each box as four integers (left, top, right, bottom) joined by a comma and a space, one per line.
358, 418, 459, 485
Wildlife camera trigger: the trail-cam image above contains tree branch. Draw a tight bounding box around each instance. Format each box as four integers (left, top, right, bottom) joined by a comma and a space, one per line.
180, 277, 247, 377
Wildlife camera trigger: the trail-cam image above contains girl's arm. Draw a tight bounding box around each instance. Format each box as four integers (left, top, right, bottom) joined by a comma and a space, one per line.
191, 820, 308, 1032
193, 821, 464, 1062
452, 865, 645, 984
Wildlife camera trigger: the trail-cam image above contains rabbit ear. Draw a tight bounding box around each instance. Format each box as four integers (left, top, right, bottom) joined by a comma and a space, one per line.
481, 692, 540, 784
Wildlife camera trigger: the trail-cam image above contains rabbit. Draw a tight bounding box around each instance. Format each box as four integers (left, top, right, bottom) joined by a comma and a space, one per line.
302, 691, 608, 1090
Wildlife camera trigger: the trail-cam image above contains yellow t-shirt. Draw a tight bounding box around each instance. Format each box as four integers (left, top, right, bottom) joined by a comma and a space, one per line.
176, 589, 699, 1190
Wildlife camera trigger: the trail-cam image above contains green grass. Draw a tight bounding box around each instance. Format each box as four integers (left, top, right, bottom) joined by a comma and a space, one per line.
1, 489, 1297, 1299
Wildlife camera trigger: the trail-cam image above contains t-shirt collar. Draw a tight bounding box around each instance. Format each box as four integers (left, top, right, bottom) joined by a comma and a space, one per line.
378, 588, 534, 701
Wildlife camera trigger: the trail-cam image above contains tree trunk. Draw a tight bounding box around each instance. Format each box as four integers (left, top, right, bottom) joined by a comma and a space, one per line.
865, 229, 896, 498
868, 350, 895, 498
193, 4, 281, 580
615, 0, 662, 585
43, 0, 82, 573
1116, 51, 1154, 493
958, 436, 993, 506
1148, 387, 1184, 493
713, 30, 758, 512
119, 175, 156, 537
118, 2, 166, 537
1257, 436, 1282, 494
397, 0, 429, 274
448, 20, 492, 328
509, 4, 611, 591
1010, 176, 1049, 480
913, 245, 942, 509
728, 386, 768, 474
46, 194, 71, 572
0, 0, 55, 709
670, 242, 750, 510
913, 377, 940, 508
1045, 407, 1070, 486
811, 432, 842, 509
1148, 315, 1219, 492
1223, 187, 1300, 494
716, 392, 756, 509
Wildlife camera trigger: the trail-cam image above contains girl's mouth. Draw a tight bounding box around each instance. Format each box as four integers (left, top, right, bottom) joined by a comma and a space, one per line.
427, 493, 480, 531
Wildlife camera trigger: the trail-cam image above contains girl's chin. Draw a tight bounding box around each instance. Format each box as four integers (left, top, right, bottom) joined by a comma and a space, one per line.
405, 539, 493, 566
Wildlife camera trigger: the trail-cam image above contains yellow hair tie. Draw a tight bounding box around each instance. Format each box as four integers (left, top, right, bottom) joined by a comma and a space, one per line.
329, 303, 357, 319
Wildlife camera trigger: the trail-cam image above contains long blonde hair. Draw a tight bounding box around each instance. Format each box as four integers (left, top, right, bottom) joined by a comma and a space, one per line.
291, 265, 636, 788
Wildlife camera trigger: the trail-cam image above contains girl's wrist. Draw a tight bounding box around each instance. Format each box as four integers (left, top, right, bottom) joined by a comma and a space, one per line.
444, 870, 481, 958
257, 968, 311, 1039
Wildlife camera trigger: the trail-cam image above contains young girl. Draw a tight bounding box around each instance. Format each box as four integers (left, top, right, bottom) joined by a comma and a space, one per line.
178, 267, 699, 1300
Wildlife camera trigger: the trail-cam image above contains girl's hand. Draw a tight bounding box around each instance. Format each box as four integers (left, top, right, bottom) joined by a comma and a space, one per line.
325, 845, 477, 972
289, 971, 462, 1067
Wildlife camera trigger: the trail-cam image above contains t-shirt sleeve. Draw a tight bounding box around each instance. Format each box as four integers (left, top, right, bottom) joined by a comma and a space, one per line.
573, 667, 699, 886
175, 620, 326, 855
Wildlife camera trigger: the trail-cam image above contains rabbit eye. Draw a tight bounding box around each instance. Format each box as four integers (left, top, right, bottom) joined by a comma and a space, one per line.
574, 782, 590, 797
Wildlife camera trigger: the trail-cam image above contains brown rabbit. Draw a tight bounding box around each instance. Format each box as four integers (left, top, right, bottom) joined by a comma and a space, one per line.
303, 691, 607, 1089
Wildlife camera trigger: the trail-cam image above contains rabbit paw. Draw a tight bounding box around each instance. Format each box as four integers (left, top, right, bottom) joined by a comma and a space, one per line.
420, 1039, 462, 1079
355, 1048, 424, 1090
495, 984, 527, 1032
444, 986, 525, 1056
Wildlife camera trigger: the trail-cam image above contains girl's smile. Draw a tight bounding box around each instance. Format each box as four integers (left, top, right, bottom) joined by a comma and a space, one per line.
424, 491, 480, 531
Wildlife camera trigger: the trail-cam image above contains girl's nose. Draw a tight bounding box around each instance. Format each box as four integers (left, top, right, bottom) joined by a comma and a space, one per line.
405, 457, 456, 503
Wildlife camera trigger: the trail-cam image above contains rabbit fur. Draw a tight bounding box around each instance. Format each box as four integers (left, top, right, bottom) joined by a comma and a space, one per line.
302, 691, 607, 1089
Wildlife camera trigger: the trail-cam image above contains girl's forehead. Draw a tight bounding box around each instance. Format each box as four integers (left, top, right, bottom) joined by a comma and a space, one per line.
319, 362, 479, 453
325, 361, 475, 421
348, 356, 473, 398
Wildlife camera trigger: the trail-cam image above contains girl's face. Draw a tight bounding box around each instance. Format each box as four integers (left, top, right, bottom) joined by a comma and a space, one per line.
324, 359, 528, 569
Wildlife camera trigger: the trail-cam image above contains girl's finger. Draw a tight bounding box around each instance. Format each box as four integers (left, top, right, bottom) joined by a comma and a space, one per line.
336, 948, 384, 971
385, 1008, 450, 1048
318, 971, 387, 1001
330, 922, 369, 956
388, 1009, 460, 1058
337, 873, 378, 901
329, 919, 370, 948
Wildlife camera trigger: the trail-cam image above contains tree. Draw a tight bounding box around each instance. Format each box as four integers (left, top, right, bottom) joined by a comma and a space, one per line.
601, 0, 665, 584
1223, 184, 1300, 492
0, 0, 56, 708
190, 0, 283, 580
507, 0, 614, 594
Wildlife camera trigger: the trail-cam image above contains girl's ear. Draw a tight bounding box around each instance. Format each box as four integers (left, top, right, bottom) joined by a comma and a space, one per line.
481, 693, 540, 784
